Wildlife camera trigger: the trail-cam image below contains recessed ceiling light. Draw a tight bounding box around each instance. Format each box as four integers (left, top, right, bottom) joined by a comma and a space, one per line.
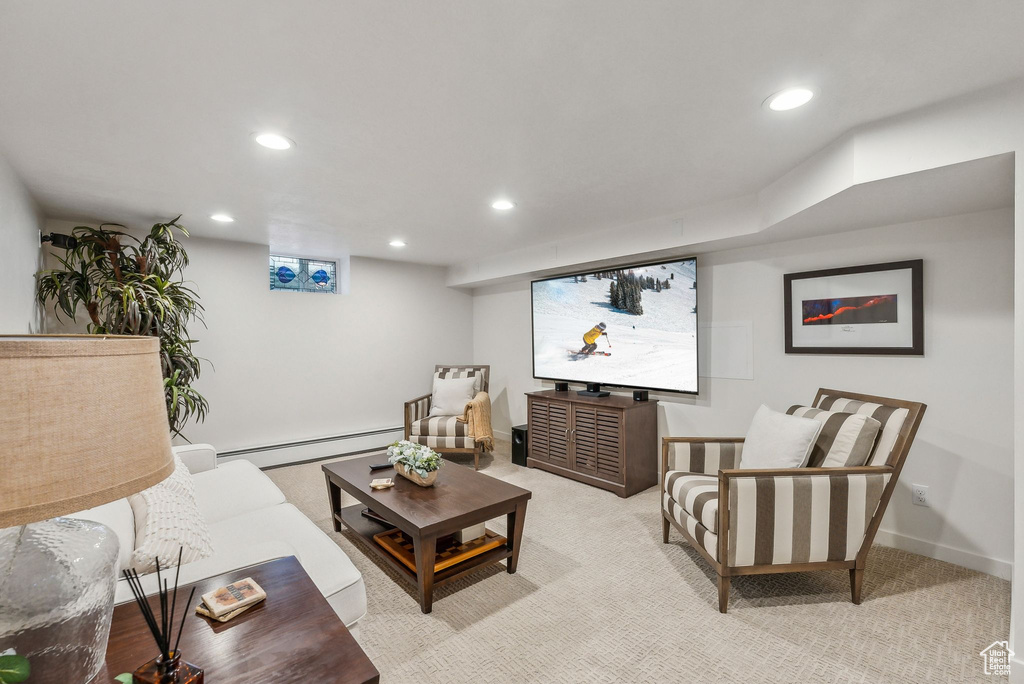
491, 199, 515, 211
210, 213, 235, 223
389, 239, 406, 247
766, 88, 814, 111
254, 132, 294, 150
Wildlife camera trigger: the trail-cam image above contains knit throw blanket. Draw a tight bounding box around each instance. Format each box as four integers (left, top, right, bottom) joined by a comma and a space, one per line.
458, 391, 494, 451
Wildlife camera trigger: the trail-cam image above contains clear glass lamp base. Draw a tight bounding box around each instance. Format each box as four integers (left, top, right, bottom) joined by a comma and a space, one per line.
0, 518, 119, 683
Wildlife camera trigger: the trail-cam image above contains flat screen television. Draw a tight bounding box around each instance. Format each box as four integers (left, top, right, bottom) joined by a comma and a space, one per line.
531, 257, 698, 394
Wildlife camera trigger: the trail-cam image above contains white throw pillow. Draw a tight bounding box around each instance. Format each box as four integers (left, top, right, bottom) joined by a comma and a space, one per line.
434, 370, 482, 394
428, 375, 478, 417
128, 454, 214, 573
740, 404, 822, 469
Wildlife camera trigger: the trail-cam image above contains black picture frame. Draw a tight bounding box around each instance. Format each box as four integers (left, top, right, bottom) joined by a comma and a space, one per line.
784, 259, 924, 355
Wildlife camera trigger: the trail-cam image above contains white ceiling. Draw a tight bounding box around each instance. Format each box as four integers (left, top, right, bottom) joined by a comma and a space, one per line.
2, 1, 1023, 265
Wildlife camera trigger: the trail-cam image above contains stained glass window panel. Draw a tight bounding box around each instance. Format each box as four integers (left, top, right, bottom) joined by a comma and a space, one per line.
269, 255, 337, 293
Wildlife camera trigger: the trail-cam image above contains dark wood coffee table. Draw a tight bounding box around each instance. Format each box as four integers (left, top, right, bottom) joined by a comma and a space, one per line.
323, 455, 531, 613
98, 556, 378, 684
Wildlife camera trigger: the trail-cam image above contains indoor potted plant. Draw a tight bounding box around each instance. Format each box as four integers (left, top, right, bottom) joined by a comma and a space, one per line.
387, 440, 443, 487
35, 216, 208, 437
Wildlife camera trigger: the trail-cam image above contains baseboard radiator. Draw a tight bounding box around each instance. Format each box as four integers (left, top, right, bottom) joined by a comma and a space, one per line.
217, 426, 404, 469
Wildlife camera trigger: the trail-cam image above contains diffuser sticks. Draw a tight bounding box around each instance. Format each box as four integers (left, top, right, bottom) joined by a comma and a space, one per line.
121, 548, 196, 663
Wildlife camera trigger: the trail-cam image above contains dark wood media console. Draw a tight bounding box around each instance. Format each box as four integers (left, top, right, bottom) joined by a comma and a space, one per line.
526, 390, 658, 497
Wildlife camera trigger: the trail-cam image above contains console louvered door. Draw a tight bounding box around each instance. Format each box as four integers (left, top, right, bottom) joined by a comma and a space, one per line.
545, 402, 571, 468
570, 406, 599, 475
527, 398, 550, 463
528, 398, 570, 468
594, 408, 623, 483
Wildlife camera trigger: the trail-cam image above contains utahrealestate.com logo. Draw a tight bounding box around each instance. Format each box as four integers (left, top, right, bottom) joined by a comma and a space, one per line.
980, 641, 1014, 676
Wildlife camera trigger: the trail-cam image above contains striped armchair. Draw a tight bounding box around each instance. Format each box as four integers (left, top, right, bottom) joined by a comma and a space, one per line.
404, 365, 490, 470
661, 389, 926, 613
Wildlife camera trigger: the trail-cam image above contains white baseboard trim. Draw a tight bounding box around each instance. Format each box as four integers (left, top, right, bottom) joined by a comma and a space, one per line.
874, 528, 1012, 580
493, 428, 512, 440
218, 427, 403, 469
1009, 655, 1024, 683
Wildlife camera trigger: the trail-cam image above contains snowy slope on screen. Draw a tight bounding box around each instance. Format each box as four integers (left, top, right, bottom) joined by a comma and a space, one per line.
532, 260, 697, 393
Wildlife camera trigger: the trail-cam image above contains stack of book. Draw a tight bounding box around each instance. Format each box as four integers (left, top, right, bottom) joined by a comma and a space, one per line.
195, 577, 267, 622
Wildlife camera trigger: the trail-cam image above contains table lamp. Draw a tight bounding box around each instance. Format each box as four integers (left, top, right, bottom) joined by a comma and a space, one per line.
0, 335, 175, 683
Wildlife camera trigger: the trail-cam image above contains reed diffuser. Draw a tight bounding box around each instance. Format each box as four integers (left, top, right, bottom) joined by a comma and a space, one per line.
122, 548, 204, 683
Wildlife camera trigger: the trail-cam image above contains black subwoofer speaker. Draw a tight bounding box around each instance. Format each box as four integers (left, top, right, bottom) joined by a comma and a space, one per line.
511, 424, 528, 467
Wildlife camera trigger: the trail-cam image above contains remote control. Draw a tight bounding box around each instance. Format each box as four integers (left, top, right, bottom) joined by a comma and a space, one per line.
369, 463, 393, 471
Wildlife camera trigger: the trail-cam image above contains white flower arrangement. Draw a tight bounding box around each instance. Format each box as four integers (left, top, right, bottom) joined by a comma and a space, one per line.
387, 440, 443, 478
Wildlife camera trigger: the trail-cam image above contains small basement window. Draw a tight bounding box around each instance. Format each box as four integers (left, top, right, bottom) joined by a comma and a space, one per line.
269, 254, 338, 294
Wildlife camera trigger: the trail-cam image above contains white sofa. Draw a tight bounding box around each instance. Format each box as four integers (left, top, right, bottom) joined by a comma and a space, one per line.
72, 444, 367, 632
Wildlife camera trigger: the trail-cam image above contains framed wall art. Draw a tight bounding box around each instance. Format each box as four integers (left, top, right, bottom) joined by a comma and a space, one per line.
784, 259, 923, 355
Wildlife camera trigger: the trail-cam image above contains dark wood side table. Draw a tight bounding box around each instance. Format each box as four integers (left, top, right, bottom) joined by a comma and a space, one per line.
97, 556, 379, 684
324, 455, 532, 613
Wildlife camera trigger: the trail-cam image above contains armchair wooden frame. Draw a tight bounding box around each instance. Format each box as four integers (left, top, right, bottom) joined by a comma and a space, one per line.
404, 365, 491, 470
661, 388, 926, 613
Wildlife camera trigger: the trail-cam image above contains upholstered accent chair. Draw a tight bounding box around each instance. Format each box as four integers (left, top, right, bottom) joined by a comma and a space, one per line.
661, 389, 926, 613
404, 365, 491, 470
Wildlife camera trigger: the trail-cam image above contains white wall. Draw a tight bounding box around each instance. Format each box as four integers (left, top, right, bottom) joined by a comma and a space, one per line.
0, 153, 43, 332
40, 225, 475, 458
474, 207, 1014, 578
182, 239, 474, 454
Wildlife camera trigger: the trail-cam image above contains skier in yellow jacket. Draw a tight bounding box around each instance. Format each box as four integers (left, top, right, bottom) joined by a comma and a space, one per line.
579, 322, 608, 355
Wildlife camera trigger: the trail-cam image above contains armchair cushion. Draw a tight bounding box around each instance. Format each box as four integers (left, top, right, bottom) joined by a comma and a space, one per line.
408, 434, 476, 450
664, 473, 720, 533
816, 395, 911, 466
434, 367, 484, 393
725, 469, 891, 567
740, 405, 820, 469
428, 376, 477, 417
786, 406, 881, 468
663, 493, 718, 561
410, 416, 469, 438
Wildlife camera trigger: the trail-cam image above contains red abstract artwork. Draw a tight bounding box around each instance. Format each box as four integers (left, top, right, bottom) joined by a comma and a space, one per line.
801, 294, 897, 326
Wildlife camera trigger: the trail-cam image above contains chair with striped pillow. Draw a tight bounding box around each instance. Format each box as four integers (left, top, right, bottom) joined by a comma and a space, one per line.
404, 365, 490, 470
661, 388, 926, 613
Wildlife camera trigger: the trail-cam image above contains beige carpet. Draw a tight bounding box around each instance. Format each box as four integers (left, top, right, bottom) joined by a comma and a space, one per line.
267, 440, 1010, 683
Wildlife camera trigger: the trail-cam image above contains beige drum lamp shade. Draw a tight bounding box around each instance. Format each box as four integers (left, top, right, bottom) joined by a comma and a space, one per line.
0, 335, 175, 528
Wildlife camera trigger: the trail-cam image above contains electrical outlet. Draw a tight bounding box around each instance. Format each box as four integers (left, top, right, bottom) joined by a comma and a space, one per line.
912, 484, 929, 507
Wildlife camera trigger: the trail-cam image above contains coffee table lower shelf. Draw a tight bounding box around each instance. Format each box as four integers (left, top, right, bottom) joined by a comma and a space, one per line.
337, 504, 513, 590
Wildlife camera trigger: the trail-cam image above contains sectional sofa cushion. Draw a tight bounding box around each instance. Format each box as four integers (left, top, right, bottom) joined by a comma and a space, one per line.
192, 459, 286, 524
110, 504, 366, 628
786, 406, 882, 468
206, 503, 367, 627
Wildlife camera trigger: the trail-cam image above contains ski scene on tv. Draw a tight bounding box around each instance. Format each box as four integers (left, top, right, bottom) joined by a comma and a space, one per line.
531, 258, 698, 393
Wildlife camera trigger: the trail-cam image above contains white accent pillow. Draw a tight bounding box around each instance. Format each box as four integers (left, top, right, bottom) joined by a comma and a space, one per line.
434, 370, 482, 395
128, 454, 214, 573
428, 375, 478, 417
740, 404, 822, 469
